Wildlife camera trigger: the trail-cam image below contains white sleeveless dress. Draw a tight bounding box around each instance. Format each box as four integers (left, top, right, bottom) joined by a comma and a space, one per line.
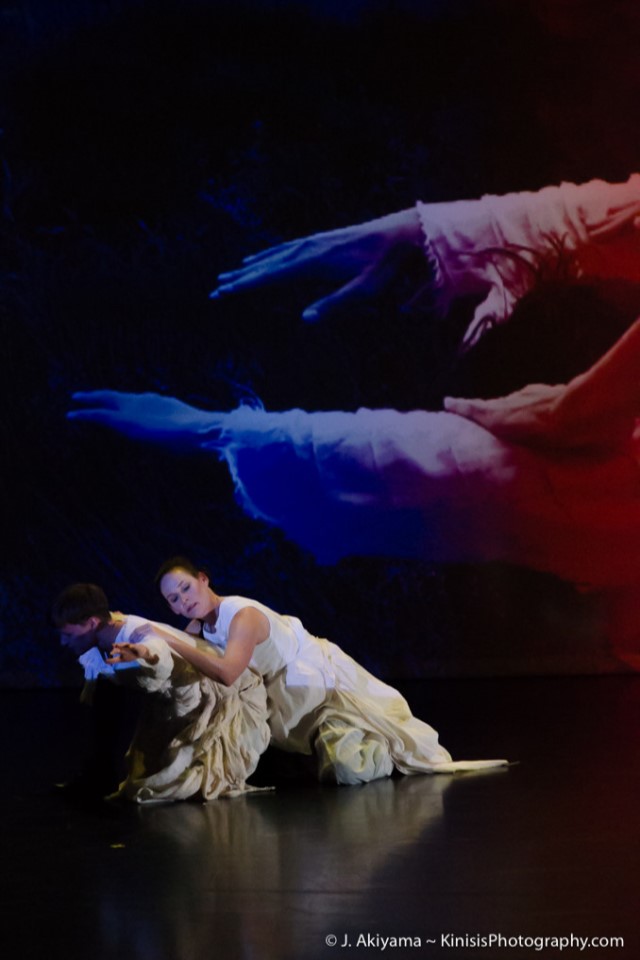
202, 597, 506, 784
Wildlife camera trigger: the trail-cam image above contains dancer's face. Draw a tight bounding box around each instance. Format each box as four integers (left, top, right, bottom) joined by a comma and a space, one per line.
160, 569, 212, 620
59, 618, 100, 656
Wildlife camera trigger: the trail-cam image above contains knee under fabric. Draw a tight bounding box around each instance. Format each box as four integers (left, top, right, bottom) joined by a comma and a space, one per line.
315, 723, 394, 785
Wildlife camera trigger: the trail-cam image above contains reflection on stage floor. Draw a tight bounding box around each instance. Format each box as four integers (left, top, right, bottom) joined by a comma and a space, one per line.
2, 676, 638, 959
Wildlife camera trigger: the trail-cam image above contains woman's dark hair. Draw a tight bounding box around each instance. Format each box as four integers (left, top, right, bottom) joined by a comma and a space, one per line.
154, 555, 212, 588
52, 583, 110, 627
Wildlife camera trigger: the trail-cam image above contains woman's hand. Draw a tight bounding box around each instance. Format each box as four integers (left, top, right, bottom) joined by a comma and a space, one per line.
107, 641, 159, 665
211, 209, 430, 322
446, 318, 640, 452
444, 384, 569, 447
68, 391, 222, 449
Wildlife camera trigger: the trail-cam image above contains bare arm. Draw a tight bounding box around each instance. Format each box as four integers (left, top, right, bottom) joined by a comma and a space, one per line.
162, 606, 270, 686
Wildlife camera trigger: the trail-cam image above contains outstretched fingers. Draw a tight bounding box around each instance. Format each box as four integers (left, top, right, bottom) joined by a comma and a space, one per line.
238, 228, 352, 267
300, 256, 398, 322
443, 396, 504, 432
239, 237, 303, 265
67, 389, 227, 448
443, 396, 478, 418
211, 240, 318, 297
67, 408, 125, 425
210, 228, 365, 299
68, 390, 155, 426
70, 389, 130, 409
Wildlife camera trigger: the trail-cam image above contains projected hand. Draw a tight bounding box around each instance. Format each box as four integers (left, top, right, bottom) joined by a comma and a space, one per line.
68, 391, 221, 449
444, 384, 569, 447
446, 319, 640, 451
211, 209, 431, 322
445, 320, 640, 453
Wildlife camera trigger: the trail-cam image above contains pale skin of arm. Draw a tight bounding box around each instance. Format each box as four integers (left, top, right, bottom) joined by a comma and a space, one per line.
125, 607, 271, 687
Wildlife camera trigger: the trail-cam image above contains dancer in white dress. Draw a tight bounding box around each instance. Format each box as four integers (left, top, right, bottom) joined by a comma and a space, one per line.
127, 558, 508, 784
54, 583, 271, 802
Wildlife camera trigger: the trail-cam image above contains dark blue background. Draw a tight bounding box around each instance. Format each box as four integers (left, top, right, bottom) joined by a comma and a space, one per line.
2, 0, 637, 684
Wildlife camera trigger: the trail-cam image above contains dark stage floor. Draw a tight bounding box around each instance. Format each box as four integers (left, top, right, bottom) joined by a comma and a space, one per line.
2, 676, 639, 960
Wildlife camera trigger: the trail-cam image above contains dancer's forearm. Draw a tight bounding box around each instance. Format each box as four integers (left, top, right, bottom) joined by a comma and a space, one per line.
164, 635, 242, 686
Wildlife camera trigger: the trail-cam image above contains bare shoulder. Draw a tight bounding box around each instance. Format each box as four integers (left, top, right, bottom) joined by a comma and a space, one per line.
229, 604, 270, 643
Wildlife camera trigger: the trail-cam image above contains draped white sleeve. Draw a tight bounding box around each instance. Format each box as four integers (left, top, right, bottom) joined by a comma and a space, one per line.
417, 174, 640, 345
205, 405, 520, 564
